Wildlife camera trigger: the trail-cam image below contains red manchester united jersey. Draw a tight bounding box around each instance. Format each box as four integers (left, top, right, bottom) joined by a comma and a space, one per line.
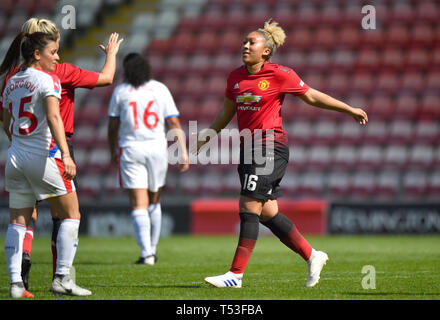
53, 62, 99, 137
1, 63, 99, 138
225, 62, 309, 147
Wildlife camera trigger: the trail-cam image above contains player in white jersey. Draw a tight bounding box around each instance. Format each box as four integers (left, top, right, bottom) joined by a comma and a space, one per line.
1, 32, 91, 298
108, 53, 189, 264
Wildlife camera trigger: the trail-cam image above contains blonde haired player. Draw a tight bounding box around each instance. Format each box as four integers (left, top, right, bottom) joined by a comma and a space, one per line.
196, 21, 368, 288
2, 31, 91, 298
0, 17, 123, 290
108, 53, 189, 265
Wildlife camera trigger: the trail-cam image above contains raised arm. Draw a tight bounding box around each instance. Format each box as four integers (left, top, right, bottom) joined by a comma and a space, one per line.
299, 88, 368, 125
96, 33, 124, 87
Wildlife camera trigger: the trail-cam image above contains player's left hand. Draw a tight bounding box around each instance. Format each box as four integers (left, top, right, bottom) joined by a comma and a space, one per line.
99, 32, 124, 56
350, 107, 368, 125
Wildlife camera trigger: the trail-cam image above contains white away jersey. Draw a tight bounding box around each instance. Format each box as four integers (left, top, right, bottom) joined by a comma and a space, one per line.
108, 80, 179, 148
3, 67, 62, 157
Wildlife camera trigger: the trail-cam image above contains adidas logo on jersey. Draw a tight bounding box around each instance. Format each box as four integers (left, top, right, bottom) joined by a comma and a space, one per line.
234, 83, 239, 89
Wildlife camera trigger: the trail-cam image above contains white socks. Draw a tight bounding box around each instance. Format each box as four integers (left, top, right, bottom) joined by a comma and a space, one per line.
148, 203, 162, 255
132, 204, 162, 258
56, 219, 80, 275
5, 223, 26, 283
131, 209, 152, 258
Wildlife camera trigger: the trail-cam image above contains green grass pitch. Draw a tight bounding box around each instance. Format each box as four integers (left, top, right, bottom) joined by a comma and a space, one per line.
1, 235, 439, 300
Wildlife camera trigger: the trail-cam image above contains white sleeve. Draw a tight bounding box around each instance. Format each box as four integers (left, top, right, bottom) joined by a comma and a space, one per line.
108, 86, 121, 118
41, 74, 61, 100
159, 83, 179, 119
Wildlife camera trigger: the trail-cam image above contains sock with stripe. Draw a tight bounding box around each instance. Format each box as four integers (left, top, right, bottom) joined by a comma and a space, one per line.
230, 212, 260, 274
131, 208, 152, 258
148, 203, 162, 255
55, 219, 80, 276
5, 223, 26, 283
23, 222, 34, 257
261, 212, 312, 261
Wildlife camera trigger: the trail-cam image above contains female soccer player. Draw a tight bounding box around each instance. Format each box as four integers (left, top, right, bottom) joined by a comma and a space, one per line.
195, 21, 368, 288
0, 18, 123, 289
2, 31, 90, 298
108, 53, 189, 265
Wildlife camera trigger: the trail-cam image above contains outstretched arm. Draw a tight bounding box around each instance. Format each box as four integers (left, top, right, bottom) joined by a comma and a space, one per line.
299, 88, 368, 125
96, 32, 124, 87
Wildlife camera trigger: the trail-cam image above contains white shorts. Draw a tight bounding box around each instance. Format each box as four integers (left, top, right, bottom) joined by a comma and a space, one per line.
5, 145, 76, 201
119, 145, 168, 192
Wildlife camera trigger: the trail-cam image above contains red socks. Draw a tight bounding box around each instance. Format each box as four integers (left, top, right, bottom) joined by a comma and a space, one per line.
22, 226, 34, 256
230, 238, 257, 274
261, 212, 312, 261
229, 212, 260, 274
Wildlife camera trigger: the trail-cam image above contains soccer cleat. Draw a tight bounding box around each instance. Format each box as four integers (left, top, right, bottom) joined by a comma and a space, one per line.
306, 250, 329, 287
10, 282, 34, 298
21, 252, 32, 290
134, 255, 155, 265
50, 275, 92, 296
205, 271, 243, 288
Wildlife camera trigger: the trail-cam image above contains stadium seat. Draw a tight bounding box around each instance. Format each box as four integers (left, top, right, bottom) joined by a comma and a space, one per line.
332, 145, 357, 170
357, 145, 383, 170
327, 171, 351, 199
408, 145, 434, 170
297, 171, 325, 198
383, 145, 408, 169
363, 122, 388, 145
387, 120, 414, 144
338, 120, 363, 145
413, 120, 440, 144
376, 170, 400, 200
426, 170, 440, 200
402, 170, 428, 199
350, 171, 376, 199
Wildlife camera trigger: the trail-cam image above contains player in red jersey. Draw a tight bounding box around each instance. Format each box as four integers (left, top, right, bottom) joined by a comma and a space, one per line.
195, 21, 368, 288
0, 18, 123, 291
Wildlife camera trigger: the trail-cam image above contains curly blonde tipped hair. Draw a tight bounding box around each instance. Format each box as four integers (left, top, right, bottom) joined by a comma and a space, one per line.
257, 20, 286, 60
21, 18, 60, 40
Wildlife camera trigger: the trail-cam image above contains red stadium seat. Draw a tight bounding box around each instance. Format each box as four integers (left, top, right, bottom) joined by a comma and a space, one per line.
357, 145, 383, 170
332, 145, 357, 170
408, 145, 435, 170
376, 170, 399, 200
385, 24, 410, 46
402, 170, 428, 199
393, 94, 418, 120
413, 120, 440, 144
411, 24, 435, 47
327, 171, 351, 199
350, 171, 376, 200
383, 145, 408, 169
427, 170, 440, 200
381, 48, 404, 71
387, 120, 414, 145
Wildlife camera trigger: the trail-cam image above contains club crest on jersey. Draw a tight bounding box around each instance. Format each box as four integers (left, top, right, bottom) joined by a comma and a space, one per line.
236, 92, 262, 105
258, 79, 270, 91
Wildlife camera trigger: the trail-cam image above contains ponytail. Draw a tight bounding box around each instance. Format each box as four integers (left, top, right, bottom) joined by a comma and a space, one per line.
0, 31, 58, 76
0, 32, 26, 76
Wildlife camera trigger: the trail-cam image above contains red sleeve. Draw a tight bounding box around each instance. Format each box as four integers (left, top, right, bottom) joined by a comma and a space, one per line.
224, 72, 235, 100
278, 67, 309, 96
54, 62, 99, 89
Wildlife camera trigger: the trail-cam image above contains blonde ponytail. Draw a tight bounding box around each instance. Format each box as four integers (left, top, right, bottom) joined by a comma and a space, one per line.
21, 18, 60, 40
257, 20, 286, 60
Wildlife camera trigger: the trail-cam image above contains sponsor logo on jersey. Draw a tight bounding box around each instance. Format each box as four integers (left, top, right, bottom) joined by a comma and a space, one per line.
234, 83, 239, 89
236, 92, 262, 105
258, 79, 270, 91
